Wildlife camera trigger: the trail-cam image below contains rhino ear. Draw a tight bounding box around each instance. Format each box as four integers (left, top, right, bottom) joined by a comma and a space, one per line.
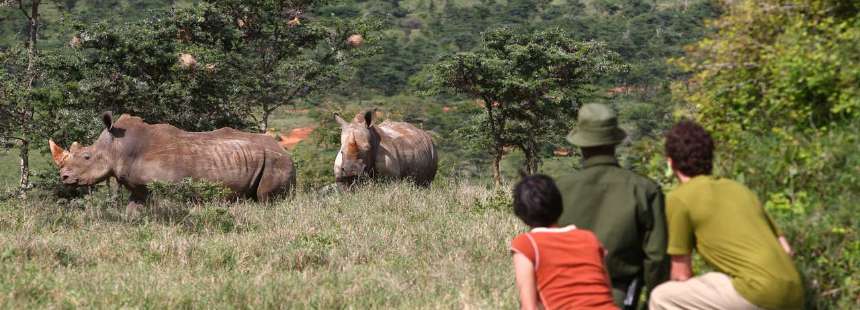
363, 109, 376, 128
102, 111, 114, 131
334, 113, 348, 127
49, 140, 68, 167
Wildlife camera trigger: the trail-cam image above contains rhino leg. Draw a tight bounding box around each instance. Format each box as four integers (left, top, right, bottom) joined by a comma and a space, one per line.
255, 156, 295, 202
125, 190, 148, 218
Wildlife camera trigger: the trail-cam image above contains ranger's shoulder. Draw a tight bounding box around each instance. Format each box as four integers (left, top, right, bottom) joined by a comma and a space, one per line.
621, 169, 662, 191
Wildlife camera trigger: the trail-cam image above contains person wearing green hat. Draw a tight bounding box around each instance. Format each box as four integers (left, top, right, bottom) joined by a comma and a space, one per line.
555, 103, 669, 309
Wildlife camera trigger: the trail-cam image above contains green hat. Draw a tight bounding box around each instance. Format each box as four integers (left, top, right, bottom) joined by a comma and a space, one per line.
566, 103, 627, 147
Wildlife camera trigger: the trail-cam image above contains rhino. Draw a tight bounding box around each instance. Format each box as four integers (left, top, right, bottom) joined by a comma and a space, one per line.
334, 110, 437, 187
49, 112, 296, 213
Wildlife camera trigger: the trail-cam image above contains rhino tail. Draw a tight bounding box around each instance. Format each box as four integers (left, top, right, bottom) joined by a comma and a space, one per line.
249, 151, 267, 201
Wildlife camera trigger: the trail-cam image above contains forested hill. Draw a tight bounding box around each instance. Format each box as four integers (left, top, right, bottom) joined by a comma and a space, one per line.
0, 0, 720, 97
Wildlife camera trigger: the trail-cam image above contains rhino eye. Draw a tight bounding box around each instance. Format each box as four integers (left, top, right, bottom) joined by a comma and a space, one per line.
83, 153, 92, 160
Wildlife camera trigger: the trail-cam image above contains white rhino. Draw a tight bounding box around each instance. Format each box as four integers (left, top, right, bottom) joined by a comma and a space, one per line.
334, 110, 437, 187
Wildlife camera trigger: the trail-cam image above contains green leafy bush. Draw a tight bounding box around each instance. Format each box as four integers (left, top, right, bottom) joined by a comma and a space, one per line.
147, 178, 231, 205
471, 188, 512, 215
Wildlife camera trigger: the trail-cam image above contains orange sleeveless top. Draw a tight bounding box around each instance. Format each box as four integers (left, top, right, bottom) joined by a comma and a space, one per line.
511, 226, 618, 310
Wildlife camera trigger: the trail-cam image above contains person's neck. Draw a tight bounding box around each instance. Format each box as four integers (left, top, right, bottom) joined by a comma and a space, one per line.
533, 223, 560, 229
676, 173, 692, 183
581, 145, 616, 159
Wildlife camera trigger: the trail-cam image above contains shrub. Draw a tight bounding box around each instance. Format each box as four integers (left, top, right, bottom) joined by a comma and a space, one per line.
147, 178, 232, 205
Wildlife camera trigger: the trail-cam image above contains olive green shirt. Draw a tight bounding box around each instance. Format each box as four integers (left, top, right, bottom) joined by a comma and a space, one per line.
556, 155, 670, 305
666, 175, 804, 310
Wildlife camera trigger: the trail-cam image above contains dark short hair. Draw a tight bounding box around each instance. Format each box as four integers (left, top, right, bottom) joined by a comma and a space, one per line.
665, 120, 714, 177
513, 174, 563, 228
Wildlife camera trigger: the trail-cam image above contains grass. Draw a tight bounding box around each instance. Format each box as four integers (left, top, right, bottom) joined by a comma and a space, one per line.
0, 181, 522, 308
0, 150, 50, 190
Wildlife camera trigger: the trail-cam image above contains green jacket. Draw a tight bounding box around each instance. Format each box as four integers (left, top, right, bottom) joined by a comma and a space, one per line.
556, 155, 669, 305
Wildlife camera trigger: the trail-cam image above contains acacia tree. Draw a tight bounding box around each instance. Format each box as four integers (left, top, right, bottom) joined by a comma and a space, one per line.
65, 0, 378, 133
428, 28, 623, 185
201, 0, 379, 131
0, 0, 56, 192
66, 6, 253, 132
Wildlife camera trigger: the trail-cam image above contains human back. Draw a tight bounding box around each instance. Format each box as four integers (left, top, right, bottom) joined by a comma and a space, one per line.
650, 120, 803, 310
510, 174, 618, 310
555, 103, 669, 308
556, 159, 664, 285
512, 227, 617, 309
666, 176, 803, 309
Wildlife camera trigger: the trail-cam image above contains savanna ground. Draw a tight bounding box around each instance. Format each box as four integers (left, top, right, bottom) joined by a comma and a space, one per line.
0, 181, 520, 308
0, 107, 858, 309
0, 110, 525, 308
0, 117, 858, 309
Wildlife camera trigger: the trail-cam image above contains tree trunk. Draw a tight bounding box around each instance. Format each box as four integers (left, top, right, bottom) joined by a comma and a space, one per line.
492, 150, 502, 188
524, 141, 540, 175
17, 0, 40, 193
19, 139, 30, 193
484, 97, 504, 188
260, 106, 273, 132
260, 113, 269, 132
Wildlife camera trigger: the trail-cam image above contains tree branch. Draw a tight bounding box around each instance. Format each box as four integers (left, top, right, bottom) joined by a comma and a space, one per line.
18, 0, 31, 20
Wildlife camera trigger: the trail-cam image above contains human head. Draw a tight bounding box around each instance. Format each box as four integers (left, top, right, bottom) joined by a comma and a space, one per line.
567, 103, 627, 149
664, 120, 714, 178
513, 174, 563, 228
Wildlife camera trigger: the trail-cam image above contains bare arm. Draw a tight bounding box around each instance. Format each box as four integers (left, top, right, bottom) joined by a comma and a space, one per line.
670, 254, 693, 281
513, 252, 542, 310
778, 236, 794, 257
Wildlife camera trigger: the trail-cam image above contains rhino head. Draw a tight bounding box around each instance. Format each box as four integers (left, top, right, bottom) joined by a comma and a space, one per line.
49, 112, 117, 186
334, 110, 378, 186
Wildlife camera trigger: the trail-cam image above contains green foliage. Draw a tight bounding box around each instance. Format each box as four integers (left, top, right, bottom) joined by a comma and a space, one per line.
53, 6, 248, 131
147, 178, 232, 205
471, 188, 511, 214
673, 0, 860, 138
61, 0, 381, 132
199, 0, 382, 130
427, 27, 624, 177
672, 1, 860, 307
730, 126, 859, 309
290, 117, 340, 190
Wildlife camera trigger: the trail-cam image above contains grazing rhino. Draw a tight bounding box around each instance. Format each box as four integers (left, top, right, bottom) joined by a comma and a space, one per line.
334, 110, 437, 187
49, 112, 296, 213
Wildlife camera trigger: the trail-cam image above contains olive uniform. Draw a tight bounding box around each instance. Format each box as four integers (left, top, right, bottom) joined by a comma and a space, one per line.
558, 103, 670, 309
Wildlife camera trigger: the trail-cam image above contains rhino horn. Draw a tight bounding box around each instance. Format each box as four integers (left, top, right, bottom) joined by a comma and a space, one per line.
48, 140, 69, 167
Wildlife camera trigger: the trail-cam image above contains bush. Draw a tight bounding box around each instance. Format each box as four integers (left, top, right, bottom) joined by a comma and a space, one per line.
722, 125, 859, 309
290, 111, 341, 190
147, 178, 232, 205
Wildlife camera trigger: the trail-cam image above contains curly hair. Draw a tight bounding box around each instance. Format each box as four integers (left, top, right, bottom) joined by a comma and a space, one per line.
513, 174, 563, 228
665, 120, 714, 177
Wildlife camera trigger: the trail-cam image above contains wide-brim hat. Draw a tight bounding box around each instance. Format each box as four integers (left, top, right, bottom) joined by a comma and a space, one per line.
566, 103, 627, 147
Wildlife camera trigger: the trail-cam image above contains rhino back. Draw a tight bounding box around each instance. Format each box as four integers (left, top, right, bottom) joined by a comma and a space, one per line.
374, 121, 437, 183
110, 116, 292, 195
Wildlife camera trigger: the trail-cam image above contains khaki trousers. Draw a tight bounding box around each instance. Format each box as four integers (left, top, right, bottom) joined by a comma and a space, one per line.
649, 272, 762, 310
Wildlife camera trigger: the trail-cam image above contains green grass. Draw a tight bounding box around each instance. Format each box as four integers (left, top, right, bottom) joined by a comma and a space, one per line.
0, 181, 522, 308
0, 150, 51, 190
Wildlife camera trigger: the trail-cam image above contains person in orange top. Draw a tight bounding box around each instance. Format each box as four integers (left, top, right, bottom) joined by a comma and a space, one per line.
510, 174, 618, 310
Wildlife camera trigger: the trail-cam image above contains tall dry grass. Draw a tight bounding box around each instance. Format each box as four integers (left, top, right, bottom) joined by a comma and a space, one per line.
0, 180, 523, 308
